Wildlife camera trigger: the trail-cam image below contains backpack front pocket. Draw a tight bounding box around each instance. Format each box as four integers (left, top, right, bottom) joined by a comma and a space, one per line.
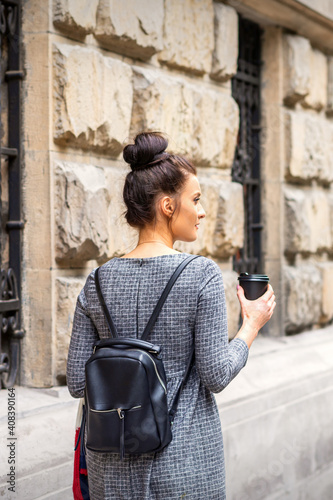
86, 403, 161, 457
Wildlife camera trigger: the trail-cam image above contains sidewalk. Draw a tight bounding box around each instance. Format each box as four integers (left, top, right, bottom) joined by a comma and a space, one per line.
217, 325, 333, 500
1, 325, 333, 499
0, 386, 78, 500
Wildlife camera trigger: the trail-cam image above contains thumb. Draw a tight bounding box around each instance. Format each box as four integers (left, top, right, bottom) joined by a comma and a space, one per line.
237, 284, 246, 304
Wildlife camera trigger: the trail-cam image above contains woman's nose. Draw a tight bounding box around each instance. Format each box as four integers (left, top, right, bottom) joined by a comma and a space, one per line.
199, 204, 206, 219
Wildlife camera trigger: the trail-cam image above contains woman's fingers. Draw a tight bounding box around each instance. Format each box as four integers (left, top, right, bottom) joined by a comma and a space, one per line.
267, 294, 276, 308
262, 284, 274, 300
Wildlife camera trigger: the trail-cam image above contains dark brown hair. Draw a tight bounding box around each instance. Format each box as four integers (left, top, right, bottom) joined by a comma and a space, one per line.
122, 132, 196, 229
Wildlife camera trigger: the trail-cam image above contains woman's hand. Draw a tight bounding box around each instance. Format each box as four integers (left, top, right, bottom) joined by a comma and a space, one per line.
235, 284, 276, 348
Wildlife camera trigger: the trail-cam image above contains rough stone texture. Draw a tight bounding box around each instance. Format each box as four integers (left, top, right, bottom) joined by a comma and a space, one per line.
53, 0, 99, 39
131, 67, 239, 168
158, 0, 214, 75
54, 161, 137, 265
175, 177, 244, 259
328, 191, 333, 253
285, 111, 333, 184
211, 3, 238, 82
327, 56, 333, 116
284, 186, 331, 255
316, 262, 333, 323
104, 167, 138, 256
53, 43, 133, 155
94, 0, 163, 60
54, 162, 111, 264
284, 264, 322, 332
55, 277, 85, 383
220, 269, 241, 340
283, 35, 311, 106
302, 48, 328, 111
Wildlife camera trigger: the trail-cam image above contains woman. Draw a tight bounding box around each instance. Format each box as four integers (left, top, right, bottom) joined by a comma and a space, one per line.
67, 131, 276, 499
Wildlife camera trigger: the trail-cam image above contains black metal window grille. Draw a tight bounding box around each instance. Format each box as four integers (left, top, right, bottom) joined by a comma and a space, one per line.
0, 0, 24, 388
231, 16, 263, 274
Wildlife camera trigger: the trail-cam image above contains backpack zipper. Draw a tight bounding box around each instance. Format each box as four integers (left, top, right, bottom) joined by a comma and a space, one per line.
129, 349, 167, 394
90, 405, 142, 414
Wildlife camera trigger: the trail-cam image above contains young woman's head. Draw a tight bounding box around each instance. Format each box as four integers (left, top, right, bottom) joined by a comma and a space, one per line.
123, 132, 205, 243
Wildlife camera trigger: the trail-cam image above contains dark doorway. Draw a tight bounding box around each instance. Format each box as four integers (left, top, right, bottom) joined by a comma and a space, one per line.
232, 15, 263, 274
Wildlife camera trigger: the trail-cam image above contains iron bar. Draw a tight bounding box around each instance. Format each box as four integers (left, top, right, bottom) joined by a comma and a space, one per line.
1, 146, 17, 157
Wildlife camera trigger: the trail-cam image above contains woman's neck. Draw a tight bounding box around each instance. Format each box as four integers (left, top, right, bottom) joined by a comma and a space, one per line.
121, 231, 180, 259
137, 228, 174, 249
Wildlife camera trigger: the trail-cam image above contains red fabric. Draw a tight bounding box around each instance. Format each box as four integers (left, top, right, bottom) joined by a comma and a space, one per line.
73, 428, 84, 500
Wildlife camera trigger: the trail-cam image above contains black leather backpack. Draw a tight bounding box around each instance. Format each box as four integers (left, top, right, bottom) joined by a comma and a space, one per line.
84, 254, 200, 459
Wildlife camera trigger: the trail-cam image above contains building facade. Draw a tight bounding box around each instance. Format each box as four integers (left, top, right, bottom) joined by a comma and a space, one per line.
1, 1, 333, 498
6, 0, 330, 388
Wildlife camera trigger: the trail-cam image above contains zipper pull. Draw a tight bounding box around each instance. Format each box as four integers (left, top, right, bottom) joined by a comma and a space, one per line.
139, 258, 143, 267
117, 408, 124, 419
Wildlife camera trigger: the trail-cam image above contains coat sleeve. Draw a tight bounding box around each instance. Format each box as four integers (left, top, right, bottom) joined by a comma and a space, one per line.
194, 260, 249, 393
66, 287, 99, 398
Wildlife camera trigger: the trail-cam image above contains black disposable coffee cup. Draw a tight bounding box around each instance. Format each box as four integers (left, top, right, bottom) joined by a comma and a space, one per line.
238, 273, 269, 300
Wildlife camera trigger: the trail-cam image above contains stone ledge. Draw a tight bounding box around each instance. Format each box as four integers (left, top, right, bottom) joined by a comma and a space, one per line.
218, 326, 333, 408
226, 0, 333, 53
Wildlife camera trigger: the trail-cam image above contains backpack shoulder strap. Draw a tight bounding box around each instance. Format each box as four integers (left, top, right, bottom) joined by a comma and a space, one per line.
95, 266, 119, 338
141, 254, 200, 342
169, 345, 194, 424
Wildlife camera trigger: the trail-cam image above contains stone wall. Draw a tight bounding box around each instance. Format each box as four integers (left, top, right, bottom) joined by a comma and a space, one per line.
281, 33, 333, 334
21, 1, 333, 387
260, 26, 333, 337
21, 0, 243, 387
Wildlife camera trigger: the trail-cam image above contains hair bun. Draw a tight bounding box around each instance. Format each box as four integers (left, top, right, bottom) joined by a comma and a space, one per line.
123, 132, 168, 171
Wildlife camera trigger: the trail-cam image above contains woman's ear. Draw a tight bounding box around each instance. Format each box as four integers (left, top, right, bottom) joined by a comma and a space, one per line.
159, 195, 175, 218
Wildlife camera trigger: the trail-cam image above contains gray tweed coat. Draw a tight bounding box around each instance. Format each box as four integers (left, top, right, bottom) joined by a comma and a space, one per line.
67, 253, 249, 500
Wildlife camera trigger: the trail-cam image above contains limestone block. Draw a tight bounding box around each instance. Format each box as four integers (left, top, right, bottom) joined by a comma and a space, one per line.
284, 187, 331, 255
131, 68, 194, 157
21, 269, 53, 387
324, 121, 333, 184
211, 3, 238, 82
285, 111, 332, 184
176, 177, 244, 259
316, 263, 333, 323
327, 56, 333, 116
54, 162, 111, 264
328, 191, 333, 251
131, 67, 239, 168
285, 186, 332, 254
283, 35, 311, 106
192, 87, 239, 168
284, 264, 322, 333
55, 161, 137, 264
53, 43, 132, 155
55, 277, 85, 383
303, 49, 328, 111
53, 0, 99, 39
158, 0, 214, 75
220, 269, 241, 339
104, 168, 138, 255
95, 0, 163, 60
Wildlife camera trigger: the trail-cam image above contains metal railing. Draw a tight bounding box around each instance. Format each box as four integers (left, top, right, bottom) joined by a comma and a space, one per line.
0, 0, 24, 388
